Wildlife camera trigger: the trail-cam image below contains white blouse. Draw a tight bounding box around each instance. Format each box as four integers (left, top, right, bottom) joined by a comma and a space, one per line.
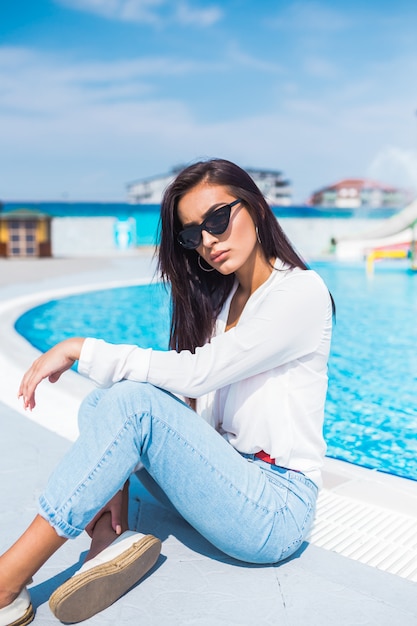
78, 261, 333, 487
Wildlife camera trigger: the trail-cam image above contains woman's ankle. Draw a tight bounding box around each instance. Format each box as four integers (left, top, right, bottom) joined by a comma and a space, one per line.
0, 568, 26, 609
85, 512, 127, 562
0, 587, 21, 609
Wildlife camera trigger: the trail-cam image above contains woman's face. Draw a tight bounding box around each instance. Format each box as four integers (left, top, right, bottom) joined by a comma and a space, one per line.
177, 182, 260, 277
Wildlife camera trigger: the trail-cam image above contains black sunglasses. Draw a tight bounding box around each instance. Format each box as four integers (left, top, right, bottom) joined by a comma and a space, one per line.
177, 199, 242, 250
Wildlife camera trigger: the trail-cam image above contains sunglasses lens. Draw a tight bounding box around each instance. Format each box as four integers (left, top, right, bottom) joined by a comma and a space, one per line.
205, 205, 231, 235
178, 228, 200, 249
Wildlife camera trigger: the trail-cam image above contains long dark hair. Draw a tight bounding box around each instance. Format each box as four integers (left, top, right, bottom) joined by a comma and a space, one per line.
157, 158, 309, 353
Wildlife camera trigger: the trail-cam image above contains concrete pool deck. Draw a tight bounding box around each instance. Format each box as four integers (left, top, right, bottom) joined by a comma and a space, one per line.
0, 255, 416, 625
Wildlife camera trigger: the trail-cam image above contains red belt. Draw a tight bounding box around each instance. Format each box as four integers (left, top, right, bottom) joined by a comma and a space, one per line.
254, 450, 276, 465
254, 450, 302, 474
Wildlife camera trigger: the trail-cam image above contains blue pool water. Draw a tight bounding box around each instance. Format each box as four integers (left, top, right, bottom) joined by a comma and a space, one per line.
15, 262, 417, 481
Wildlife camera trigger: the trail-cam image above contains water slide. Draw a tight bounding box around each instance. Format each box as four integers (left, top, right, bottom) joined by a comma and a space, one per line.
334, 198, 417, 261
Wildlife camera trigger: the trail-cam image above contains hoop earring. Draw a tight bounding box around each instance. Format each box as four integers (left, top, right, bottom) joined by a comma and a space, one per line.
255, 225, 262, 245
198, 256, 215, 272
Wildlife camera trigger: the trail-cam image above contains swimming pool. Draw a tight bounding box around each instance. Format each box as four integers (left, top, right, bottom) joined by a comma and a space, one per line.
15, 262, 417, 482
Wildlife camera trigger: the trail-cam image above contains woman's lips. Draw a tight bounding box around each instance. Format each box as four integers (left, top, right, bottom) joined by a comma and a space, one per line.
210, 250, 228, 263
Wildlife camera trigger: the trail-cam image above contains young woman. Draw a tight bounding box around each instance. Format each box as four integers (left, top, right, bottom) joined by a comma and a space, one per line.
0, 159, 333, 625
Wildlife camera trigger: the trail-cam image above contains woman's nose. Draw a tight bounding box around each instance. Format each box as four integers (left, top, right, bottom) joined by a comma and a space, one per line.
201, 229, 218, 247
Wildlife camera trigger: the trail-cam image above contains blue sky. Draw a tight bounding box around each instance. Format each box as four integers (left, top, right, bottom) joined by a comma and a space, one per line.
1, 0, 417, 202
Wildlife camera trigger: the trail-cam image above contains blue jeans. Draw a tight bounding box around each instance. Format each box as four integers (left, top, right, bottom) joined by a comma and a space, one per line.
39, 381, 318, 564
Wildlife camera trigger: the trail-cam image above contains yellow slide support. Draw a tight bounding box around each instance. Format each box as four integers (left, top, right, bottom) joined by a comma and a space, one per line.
366, 248, 409, 275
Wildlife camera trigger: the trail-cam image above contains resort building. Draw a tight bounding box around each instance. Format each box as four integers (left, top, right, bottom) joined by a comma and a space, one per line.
0, 208, 52, 258
127, 166, 292, 206
309, 178, 409, 209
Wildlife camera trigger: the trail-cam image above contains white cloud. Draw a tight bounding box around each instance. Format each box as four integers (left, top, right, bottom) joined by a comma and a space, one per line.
55, 0, 165, 24
1, 43, 416, 202
175, 1, 222, 26
0, 47, 226, 115
54, 0, 223, 26
227, 42, 285, 74
268, 1, 353, 32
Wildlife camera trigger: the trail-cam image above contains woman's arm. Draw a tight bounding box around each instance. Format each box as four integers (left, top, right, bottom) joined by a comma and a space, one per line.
79, 271, 332, 396
19, 337, 85, 410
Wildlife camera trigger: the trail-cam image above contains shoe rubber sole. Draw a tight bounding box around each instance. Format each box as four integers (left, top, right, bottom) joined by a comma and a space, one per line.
49, 534, 161, 623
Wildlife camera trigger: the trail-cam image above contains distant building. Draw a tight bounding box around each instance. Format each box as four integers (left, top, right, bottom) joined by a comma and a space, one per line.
0, 208, 52, 257
126, 167, 182, 205
127, 166, 292, 206
246, 168, 292, 206
309, 178, 409, 209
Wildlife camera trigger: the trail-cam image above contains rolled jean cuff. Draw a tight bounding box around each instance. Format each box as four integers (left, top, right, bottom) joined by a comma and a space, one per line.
38, 494, 84, 539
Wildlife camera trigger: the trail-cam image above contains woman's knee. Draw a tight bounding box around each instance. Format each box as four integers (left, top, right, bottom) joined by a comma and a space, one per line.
104, 380, 159, 414
78, 381, 161, 433
77, 387, 108, 432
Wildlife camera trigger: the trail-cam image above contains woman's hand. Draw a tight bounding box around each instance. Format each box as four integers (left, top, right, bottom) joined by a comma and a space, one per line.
18, 337, 85, 410
85, 489, 125, 538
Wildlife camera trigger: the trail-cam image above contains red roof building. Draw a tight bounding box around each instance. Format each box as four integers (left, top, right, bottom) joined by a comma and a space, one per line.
309, 178, 409, 209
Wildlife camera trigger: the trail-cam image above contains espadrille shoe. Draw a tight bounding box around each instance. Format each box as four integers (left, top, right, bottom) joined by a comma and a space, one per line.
49, 531, 161, 623
0, 587, 34, 626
